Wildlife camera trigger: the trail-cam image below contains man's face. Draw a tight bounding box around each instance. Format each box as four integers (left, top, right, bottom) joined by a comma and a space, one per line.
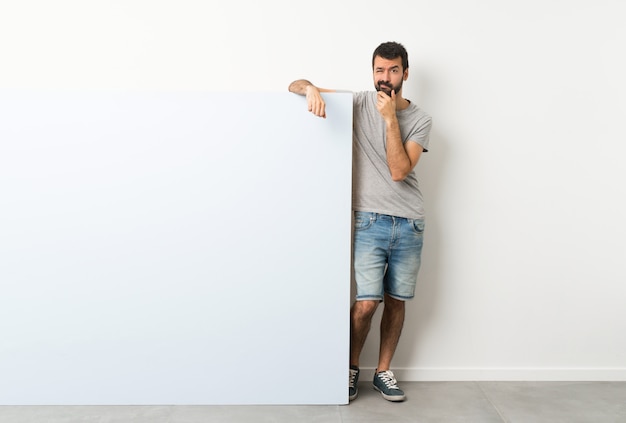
373, 56, 407, 96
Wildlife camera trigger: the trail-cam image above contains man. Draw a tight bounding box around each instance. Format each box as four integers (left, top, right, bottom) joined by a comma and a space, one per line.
288, 41, 432, 402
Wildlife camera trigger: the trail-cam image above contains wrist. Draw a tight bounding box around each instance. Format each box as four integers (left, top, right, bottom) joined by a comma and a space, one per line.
385, 115, 399, 126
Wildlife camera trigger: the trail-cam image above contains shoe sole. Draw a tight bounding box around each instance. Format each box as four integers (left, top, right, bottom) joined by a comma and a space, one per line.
373, 385, 406, 402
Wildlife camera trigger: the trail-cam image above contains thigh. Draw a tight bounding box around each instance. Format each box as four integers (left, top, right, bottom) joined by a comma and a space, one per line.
384, 218, 425, 300
352, 212, 390, 301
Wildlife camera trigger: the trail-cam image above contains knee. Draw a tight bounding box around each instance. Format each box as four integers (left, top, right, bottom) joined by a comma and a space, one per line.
352, 300, 379, 320
383, 294, 406, 311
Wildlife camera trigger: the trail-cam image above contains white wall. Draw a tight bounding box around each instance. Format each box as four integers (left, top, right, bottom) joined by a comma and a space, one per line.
1, 0, 625, 381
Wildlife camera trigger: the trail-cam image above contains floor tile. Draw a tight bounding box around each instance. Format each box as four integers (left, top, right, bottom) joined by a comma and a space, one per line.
340, 381, 504, 422
480, 381, 626, 423
168, 405, 342, 423
0, 405, 172, 423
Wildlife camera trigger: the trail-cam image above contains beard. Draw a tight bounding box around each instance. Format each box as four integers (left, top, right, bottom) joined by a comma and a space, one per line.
376, 80, 403, 96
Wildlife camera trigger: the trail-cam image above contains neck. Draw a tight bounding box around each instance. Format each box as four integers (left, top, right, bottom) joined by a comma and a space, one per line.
396, 95, 410, 111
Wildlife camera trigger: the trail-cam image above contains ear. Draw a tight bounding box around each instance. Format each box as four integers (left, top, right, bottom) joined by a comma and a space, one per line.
403, 68, 409, 81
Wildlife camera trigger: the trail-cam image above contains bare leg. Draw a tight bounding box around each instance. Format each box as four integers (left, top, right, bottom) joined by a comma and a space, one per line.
350, 300, 379, 367
377, 294, 405, 372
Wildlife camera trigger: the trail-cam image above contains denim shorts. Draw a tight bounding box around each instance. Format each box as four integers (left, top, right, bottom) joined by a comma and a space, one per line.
353, 211, 425, 301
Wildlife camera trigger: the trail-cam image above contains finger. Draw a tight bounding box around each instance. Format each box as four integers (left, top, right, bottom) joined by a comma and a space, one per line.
310, 100, 320, 116
313, 101, 326, 118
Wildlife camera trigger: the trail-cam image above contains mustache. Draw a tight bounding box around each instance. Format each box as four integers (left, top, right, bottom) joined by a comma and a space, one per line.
376, 81, 395, 94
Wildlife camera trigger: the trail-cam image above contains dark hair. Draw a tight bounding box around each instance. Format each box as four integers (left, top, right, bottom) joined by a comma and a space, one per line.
372, 41, 409, 71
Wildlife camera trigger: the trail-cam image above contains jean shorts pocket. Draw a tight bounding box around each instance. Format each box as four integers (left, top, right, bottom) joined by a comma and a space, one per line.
354, 212, 374, 230
410, 219, 425, 234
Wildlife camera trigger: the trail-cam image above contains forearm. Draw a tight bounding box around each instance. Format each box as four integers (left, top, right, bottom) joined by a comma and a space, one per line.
288, 80, 334, 94
385, 118, 413, 181
288, 79, 331, 118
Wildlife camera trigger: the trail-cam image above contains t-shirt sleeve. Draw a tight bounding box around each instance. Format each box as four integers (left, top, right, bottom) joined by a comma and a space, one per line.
407, 115, 432, 153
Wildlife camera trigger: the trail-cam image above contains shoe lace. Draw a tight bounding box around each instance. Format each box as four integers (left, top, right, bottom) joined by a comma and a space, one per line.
378, 370, 400, 389
349, 368, 358, 388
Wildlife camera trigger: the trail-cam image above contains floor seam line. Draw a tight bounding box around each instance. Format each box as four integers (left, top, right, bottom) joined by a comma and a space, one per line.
476, 381, 507, 423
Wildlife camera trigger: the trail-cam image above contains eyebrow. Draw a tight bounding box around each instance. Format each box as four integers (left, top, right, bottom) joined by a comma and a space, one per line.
375, 65, 401, 71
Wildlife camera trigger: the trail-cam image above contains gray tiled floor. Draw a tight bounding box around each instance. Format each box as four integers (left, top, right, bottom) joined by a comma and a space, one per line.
1, 381, 625, 422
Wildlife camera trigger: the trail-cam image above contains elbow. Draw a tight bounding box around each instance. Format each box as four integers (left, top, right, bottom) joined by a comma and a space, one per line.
390, 162, 414, 181
390, 170, 409, 182
390, 158, 418, 181
287, 80, 301, 93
